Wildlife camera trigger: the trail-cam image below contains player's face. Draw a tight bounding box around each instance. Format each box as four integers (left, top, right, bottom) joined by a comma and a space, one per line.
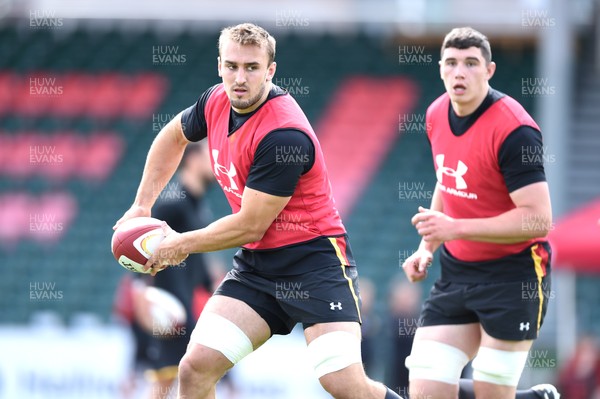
218, 39, 276, 113
440, 46, 496, 115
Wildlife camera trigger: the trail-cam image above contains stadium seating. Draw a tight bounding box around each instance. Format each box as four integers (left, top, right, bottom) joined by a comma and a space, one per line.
0, 24, 541, 326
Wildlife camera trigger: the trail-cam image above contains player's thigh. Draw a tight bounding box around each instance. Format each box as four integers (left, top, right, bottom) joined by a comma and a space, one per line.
479, 325, 533, 351
183, 295, 271, 375
413, 323, 481, 358
200, 294, 271, 349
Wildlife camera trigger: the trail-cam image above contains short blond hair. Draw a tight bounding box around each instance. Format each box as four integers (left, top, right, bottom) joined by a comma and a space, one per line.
218, 23, 276, 64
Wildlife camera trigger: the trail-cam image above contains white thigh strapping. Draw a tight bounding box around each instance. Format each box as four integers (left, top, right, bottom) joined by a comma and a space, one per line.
471, 347, 529, 386
405, 340, 470, 385
306, 331, 362, 378
189, 312, 253, 364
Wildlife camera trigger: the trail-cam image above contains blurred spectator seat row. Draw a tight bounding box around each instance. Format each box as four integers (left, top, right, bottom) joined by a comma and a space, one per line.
0, 72, 168, 119
0, 191, 77, 246
0, 132, 124, 181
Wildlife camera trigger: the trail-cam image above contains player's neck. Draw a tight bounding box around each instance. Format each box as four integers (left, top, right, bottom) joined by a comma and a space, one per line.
451, 88, 489, 117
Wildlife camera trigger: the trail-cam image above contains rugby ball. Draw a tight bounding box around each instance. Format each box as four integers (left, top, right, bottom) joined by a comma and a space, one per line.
111, 217, 165, 273
145, 286, 187, 333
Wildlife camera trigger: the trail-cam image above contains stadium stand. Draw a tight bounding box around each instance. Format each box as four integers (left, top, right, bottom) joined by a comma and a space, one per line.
0, 25, 539, 327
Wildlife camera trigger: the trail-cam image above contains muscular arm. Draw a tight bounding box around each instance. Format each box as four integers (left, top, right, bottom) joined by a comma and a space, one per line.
413, 181, 552, 244
180, 187, 290, 252
133, 112, 188, 210
454, 181, 552, 243
113, 112, 189, 229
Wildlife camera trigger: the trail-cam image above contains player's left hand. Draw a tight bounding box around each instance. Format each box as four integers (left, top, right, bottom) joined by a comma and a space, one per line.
144, 223, 189, 276
411, 206, 460, 242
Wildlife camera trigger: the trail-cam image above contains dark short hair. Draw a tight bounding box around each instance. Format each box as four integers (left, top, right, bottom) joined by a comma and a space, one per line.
441, 27, 492, 64
219, 22, 276, 65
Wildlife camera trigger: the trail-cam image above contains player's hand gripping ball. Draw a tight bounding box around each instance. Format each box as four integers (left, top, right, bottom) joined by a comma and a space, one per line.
111, 217, 166, 273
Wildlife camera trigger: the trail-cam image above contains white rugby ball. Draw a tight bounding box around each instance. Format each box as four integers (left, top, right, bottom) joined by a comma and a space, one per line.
111, 217, 165, 274
145, 286, 187, 334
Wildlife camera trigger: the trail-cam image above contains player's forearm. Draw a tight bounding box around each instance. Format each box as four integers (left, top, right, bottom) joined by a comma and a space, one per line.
419, 184, 443, 253
133, 113, 187, 209
455, 207, 552, 244
179, 213, 267, 253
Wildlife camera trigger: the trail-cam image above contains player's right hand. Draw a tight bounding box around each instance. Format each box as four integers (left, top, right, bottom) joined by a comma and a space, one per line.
402, 249, 433, 283
113, 205, 151, 230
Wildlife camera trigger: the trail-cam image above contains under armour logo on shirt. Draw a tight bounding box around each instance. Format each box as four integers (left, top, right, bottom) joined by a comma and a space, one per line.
329, 302, 342, 310
435, 154, 468, 189
212, 149, 239, 190
520, 322, 530, 331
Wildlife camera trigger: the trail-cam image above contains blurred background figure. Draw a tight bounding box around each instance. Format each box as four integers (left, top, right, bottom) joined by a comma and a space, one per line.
557, 334, 600, 399
115, 142, 221, 399
384, 275, 422, 396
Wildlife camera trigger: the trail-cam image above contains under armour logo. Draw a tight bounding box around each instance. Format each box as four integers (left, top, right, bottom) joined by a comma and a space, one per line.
520, 322, 530, 331
435, 154, 468, 189
212, 149, 239, 190
330, 302, 342, 311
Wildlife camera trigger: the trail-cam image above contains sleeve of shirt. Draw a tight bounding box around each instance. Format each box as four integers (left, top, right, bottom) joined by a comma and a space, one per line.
498, 125, 547, 193
245, 129, 316, 197
180, 84, 219, 142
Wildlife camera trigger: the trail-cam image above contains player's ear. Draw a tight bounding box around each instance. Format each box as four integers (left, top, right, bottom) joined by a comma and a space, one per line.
217, 57, 222, 77
266, 61, 276, 81
439, 59, 443, 80
486, 61, 496, 80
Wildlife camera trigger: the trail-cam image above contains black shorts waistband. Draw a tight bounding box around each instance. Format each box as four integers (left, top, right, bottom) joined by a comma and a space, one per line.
440, 241, 551, 283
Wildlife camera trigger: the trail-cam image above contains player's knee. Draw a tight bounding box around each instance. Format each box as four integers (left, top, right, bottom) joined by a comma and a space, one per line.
177, 346, 229, 387
308, 331, 366, 398
405, 340, 469, 385
319, 371, 371, 399
471, 347, 529, 386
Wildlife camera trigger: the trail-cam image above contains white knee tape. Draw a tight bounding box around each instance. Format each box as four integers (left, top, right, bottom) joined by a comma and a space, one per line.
189, 312, 253, 364
307, 331, 362, 378
472, 347, 529, 386
405, 340, 470, 385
